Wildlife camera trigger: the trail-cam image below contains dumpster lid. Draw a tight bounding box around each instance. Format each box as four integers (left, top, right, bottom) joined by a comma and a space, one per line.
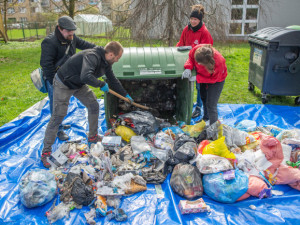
248, 27, 300, 46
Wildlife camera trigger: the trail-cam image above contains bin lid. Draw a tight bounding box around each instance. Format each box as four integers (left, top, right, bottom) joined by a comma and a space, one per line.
248, 27, 300, 46
112, 47, 193, 79
286, 25, 300, 30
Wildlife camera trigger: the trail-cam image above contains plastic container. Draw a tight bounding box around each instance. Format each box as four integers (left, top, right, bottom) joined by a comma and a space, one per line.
248, 27, 300, 104
105, 47, 194, 127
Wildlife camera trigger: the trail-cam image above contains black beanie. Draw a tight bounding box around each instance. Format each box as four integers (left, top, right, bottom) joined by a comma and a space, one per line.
190, 10, 203, 21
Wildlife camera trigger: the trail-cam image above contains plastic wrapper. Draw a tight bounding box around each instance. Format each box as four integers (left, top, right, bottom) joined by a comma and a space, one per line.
202, 136, 236, 159
95, 195, 107, 217
90, 142, 104, 157
162, 126, 184, 135
195, 154, 233, 174
115, 125, 136, 142
84, 208, 96, 225
170, 163, 203, 199
107, 196, 121, 209
181, 120, 206, 137
203, 169, 249, 203
223, 125, 256, 148
282, 144, 292, 165
276, 129, 300, 141
119, 111, 159, 135
47, 202, 70, 223
264, 125, 283, 137
291, 149, 300, 162
131, 136, 151, 155
154, 131, 174, 151
107, 208, 128, 222
150, 146, 170, 162
19, 169, 57, 208
235, 120, 257, 132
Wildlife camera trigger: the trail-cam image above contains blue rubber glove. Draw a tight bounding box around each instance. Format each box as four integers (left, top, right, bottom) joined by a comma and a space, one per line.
125, 94, 133, 103
100, 83, 109, 93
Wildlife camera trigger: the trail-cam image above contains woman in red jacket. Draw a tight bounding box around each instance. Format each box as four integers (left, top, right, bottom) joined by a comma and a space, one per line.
177, 4, 213, 119
183, 44, 227, 125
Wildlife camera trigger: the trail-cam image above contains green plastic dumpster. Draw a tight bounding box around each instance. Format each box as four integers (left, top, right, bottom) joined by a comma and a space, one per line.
104, 47, 194, 128
248, 27, 300, 104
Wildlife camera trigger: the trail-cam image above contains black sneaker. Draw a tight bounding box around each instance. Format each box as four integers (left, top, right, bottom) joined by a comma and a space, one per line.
192, 106, 201, 118
57, 130, 69, 141
41, 152, 51, 168
88, 134, 102, 143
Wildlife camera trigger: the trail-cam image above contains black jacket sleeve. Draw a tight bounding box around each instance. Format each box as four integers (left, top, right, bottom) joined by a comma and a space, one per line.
40, 39, 57, 84
80, 53, 105, 88
74, 35, 96, 50
105, 66, 127, 97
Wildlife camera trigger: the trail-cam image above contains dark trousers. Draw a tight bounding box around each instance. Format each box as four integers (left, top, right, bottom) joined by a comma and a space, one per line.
200, 80, 225, 125
43, 75, 99, 153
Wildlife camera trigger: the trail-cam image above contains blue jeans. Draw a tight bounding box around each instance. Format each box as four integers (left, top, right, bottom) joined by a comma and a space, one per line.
45, 79, 64, 131
196, 82, 203, 108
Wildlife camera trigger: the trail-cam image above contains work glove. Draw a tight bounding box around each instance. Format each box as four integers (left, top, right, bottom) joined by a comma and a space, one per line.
100, 83, 109, 93
126, 94, 134, 103
182, 69, 191, 79
189, 75, 196, 82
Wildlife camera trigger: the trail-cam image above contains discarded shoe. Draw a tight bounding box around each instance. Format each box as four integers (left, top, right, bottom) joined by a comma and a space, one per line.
62, 124, 71, 130
57, 130, 69, 141
41, 152, 51, 168
88, 134, 102, 143
192, 106, 201, 118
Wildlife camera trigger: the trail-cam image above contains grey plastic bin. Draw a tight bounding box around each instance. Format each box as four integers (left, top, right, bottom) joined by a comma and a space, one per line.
248, 27, 300, 104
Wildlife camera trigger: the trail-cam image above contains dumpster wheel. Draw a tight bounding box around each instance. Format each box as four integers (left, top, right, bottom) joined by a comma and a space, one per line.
295, 97, 300, 105
262, 93, 268, 104
248, 82, 255, 91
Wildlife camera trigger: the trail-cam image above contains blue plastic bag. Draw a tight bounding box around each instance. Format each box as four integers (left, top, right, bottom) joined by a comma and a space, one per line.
235, 120, 257, 132
203, 169, 249, 203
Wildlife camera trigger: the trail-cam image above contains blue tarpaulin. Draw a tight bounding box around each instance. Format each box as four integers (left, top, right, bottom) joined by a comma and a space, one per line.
0, 97, 299, 225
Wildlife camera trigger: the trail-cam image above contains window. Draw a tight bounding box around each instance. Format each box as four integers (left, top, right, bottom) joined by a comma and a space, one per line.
230, 0, 259, 36
18, 0, 25, 3
89, 0, 98, 5
20, 7, 26, 13
78, 5, 85, 10
20, 17, 27, 22
54, 6, 62, 12
8, 0, 13, 3
31, 7, 40, 13
7, 8, 15, 14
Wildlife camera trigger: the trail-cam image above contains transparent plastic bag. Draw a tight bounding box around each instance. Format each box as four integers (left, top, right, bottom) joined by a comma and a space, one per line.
196, 154, 233, 174
235, 120, 257, 132
170, 163, 203, 199
154, 131, 174, 151
131, 136, 151, 155
19, 169, 57, 208
203, 169, 249, 203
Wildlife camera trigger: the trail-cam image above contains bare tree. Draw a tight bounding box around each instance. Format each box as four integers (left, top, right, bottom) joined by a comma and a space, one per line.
45, 0, 100, 18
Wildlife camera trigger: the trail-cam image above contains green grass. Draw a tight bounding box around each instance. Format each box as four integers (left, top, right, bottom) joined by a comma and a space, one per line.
0, 40, 298, 127
7, 28, 47, 40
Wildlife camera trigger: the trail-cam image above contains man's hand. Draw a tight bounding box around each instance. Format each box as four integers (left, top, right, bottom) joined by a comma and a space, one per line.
100, 83, 109, 93
126, 94, 133, 103
182, 69, 192, 79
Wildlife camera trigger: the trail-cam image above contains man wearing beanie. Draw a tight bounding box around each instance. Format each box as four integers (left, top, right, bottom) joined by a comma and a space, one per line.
40, 15, 96, 141
177, 4, 213, 121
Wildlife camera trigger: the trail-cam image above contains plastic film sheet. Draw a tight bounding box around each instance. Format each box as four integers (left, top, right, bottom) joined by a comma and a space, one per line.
0, 97, 300, 225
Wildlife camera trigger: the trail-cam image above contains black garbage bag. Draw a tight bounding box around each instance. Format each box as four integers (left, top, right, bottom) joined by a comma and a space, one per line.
61, 172, 94, 206
119, 111, 159, 135
170, 163, 203, 199
173, 134, 197, 162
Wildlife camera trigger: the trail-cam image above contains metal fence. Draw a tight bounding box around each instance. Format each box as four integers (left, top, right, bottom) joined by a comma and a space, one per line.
2, 21, 168, 47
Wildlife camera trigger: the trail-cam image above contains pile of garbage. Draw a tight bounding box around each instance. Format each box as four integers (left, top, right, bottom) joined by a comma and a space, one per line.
19, 112, 300, 223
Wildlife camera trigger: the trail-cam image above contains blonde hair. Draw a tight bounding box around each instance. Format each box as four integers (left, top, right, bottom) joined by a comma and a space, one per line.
191, 4, 205, 18
194, 44, 215, 72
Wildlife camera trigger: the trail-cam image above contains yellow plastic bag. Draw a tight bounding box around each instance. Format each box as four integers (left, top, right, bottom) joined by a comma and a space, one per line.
202, 136, 236, 159
115, 125, 136, 142
182, 120, 206, 137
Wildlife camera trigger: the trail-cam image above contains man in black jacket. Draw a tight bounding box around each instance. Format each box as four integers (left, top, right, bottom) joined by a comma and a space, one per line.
40, 16, 95, 141
41, 41, 133, 168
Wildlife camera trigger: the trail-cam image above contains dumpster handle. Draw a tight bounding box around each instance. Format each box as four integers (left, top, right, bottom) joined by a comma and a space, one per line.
289, 55, 300, 74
